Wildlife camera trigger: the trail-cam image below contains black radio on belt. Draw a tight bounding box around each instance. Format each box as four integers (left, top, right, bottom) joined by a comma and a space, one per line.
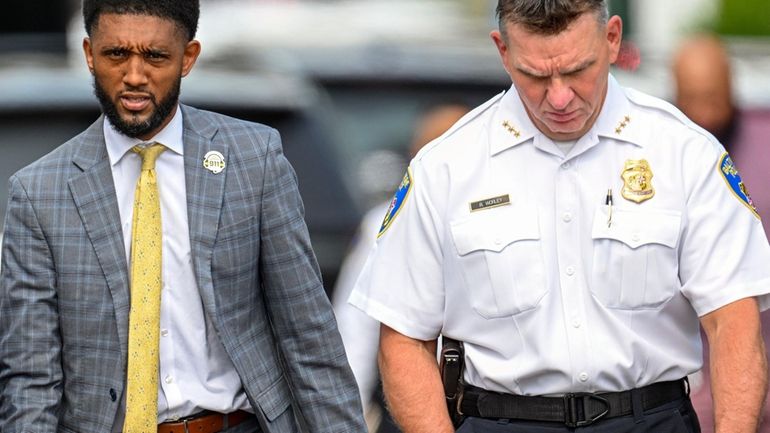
440, 335, 465, 427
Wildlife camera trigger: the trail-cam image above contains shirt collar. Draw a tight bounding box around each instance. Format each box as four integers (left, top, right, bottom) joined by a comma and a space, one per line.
490, 83, 538, 156
490, 74, 643, 157
104, 105, 185, 166
593, 74, 643, 147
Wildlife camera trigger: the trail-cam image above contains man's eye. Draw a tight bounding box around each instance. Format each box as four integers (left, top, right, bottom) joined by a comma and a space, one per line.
106, 49, 127, 59
526, 73, 548, 81
145, 52, 166, 61
562, 69, 584, 77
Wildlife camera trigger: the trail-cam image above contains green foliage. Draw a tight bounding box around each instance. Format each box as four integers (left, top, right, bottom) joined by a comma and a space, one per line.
714, 0, 770, 36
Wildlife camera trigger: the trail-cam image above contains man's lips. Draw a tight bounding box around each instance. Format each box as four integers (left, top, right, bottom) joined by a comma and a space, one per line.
120, 93, 152, 112
546, 110, 579, 123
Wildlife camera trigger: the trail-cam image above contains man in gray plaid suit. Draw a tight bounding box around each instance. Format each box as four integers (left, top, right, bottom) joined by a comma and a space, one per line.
0, 1, 366, 432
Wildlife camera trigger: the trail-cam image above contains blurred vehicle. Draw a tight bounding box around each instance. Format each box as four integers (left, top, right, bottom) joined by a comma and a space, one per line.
195, 0, 513, 209
0, 56, 359, 292
192, 0, 673, 209
313, 52, 510, 209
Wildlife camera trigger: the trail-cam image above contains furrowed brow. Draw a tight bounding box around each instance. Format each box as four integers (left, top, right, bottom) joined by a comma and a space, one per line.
515, 64, 550, 78
560, 59, 596, 75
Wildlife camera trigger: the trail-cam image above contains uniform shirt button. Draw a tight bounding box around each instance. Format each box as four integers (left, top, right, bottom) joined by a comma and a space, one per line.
579, 372, 589, 382
632, 233, 641, 242
565, 266, 576, 276
562, 212, 573, 223
161, 329, 169, 337
561, 161, 571, 170
165, 376, 173, 384
494, 238, 502, 246
572, 319, 581, 328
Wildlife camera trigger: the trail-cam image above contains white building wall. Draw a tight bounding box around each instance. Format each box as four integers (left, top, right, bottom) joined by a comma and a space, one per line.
631, 0, 718, 53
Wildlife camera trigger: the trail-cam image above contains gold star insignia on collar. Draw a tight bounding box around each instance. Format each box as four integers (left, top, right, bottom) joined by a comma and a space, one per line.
615, 115, 631, 135
502, 120, 521, 138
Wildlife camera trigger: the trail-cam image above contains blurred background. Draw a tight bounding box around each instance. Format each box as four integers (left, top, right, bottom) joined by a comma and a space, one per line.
1, 0, 769, 291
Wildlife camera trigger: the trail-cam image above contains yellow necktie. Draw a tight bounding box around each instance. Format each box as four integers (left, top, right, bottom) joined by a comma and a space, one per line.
124, 143, 166, 432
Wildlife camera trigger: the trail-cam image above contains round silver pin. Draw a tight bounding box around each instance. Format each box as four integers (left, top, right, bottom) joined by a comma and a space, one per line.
203, 150, 226, 174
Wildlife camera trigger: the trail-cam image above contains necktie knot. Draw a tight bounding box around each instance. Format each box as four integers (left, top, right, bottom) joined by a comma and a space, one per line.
132, 143, 166, 171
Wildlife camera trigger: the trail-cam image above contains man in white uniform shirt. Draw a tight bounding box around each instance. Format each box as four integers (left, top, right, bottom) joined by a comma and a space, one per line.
350, 1, 770, 432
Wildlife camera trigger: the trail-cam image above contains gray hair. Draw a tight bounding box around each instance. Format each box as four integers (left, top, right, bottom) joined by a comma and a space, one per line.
496, 0, 609, 36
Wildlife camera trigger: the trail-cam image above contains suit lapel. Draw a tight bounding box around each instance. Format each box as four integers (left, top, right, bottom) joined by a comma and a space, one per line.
182, 105, 227, 312
68, 117, 131, 354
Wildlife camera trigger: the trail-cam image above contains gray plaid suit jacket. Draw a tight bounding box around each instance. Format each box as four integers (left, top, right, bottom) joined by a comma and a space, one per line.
0, 105, 367, 433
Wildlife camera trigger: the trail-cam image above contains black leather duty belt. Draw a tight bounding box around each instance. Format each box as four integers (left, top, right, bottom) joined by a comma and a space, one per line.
459, 378, 688, 428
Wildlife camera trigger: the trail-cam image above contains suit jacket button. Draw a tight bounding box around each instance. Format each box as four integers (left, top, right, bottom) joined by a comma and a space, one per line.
109, 388, 117, 402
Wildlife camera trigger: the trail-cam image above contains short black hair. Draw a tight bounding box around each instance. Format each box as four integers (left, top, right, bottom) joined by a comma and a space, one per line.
496, 0, 608, 36
83, 0, 200, 41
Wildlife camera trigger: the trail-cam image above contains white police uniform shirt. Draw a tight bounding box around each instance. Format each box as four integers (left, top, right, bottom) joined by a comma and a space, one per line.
350, 75, 770, 396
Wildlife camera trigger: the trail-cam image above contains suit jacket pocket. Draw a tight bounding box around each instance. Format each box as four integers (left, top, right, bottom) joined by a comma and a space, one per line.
212, 216, 258, 281
257, 374, 292, 421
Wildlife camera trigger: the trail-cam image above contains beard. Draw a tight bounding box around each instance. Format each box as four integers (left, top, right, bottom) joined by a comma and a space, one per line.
93, 76, 181, 139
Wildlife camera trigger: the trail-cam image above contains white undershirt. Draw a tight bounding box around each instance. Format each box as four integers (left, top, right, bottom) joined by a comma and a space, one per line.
553, 139, 577, 156
104, 108, 251, 422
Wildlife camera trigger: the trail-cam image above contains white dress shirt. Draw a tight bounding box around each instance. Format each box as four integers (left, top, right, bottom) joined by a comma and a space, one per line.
351, 75, 770, 396
104, 107, 251, 421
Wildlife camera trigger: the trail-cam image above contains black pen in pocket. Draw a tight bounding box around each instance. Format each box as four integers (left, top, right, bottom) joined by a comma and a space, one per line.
605, 188, 613, 228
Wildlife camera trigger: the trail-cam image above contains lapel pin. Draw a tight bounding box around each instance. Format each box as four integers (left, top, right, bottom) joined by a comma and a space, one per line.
203, 150, 226, 174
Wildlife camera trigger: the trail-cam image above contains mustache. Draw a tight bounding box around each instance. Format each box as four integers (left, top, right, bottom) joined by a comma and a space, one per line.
118, 88, 157, 102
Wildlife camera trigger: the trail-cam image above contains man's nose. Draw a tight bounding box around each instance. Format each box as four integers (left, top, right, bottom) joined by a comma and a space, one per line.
546, 79, 574, 110
123, 55, 149, 87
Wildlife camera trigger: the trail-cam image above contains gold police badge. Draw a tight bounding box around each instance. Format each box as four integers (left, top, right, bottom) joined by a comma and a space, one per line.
620, 159, 654, 203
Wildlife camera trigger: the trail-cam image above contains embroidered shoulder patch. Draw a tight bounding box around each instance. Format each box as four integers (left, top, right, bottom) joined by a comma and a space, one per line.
719, 152, 759, 218
378, 168, 413, 238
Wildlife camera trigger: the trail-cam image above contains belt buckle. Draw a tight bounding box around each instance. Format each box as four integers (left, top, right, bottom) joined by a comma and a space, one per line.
172, 411, 207, 433
563, 393, 610, 428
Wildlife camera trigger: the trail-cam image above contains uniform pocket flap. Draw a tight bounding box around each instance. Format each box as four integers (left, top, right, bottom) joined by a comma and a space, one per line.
592, 207, 682, 249
256, 374, 293, 422
450, 205, 540, 255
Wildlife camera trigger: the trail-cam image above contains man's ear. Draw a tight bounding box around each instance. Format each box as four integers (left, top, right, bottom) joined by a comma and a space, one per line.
83, 37, 95, 74
606, 15, 623, 64
181, 40, 202, 77
490, 30, 512, 76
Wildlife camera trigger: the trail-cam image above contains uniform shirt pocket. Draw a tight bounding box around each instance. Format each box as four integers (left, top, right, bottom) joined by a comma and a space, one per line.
590, 207, 682, 309
450, 205, 547, 318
